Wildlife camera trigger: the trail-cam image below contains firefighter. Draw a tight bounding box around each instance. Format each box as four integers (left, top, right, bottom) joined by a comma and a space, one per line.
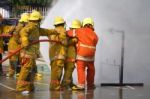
49, 16, 67, 90
67, 18, 98, 90
0, 13, 4, 75
61, 19, 82, 90
16, 10, 58, 93
7, 13, 30, 77
0, 13, 17, 75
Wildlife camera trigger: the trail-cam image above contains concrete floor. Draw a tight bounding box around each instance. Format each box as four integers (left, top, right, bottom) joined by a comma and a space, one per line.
0, 75, 150, 99
0, 56, 149, 99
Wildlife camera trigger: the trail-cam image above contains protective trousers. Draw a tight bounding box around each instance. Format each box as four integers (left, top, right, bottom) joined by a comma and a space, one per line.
16, 58, 36, 91
16, 57, 21, 74
50, 59, 64, 90
61, 43, 76, 88
61, 62, 75, 88
9, 59, 18, 77
76, 60, 95, 88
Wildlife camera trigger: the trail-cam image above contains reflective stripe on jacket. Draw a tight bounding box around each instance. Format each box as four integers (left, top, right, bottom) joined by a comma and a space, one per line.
49, 26, 67, 61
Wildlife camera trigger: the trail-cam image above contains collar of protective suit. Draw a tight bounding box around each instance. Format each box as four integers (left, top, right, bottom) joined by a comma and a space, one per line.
28, 21, 39, 27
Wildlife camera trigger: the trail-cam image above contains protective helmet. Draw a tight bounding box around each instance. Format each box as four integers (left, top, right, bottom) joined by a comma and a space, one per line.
82, 17, 94, 27
54, 16, 65, 25
70, 19, 81, 29
29, 10, 42, 21
19, 13, 30, 22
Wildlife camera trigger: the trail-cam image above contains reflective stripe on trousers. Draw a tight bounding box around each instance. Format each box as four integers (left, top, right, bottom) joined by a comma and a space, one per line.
50, 55, 65, 61
76, 55, 94, 61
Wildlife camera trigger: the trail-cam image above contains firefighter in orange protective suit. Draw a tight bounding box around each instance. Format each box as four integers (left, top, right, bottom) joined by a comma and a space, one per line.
8, 13, 30, 77
49, 16, 67, 90
16, 10, 58, 93
67, 18, 98, 90
61, 19, 82, 90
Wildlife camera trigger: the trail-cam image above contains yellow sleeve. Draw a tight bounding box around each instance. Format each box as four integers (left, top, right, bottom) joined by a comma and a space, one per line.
39, 28, 58, 36
3, 25, 15, 34
20, 26, 31, 47
13, 23, 23, 35
58, 32, 68, 46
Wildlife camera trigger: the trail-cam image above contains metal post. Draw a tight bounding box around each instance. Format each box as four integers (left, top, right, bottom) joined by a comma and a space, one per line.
119, 31, 124, 84
101, 29, 143, 87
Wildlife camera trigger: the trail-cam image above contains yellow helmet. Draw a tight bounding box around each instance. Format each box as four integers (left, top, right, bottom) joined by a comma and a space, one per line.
82, 17, 94, 27
29, 10, 42, 21
70, 19, 81, 29
54, 16, 65, 25
19, 13, 30, 23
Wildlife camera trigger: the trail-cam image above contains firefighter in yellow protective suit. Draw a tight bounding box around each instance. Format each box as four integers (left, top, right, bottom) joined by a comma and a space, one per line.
61, 19, 82, 90
49, 16, 67, 90
0, 13, 4, 75
8, 13, 30, 77
0, 14, 17, 75
16, 10, 58, 92
0, 14, 14, 75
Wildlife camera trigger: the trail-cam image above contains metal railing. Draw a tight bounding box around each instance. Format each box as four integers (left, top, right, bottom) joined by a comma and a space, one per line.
0, 0, 59, 18
10, 5, 49, 18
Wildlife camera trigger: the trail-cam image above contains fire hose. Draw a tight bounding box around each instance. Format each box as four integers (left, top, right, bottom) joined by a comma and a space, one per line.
0, 39, 60, 64
0, 34, 12, 37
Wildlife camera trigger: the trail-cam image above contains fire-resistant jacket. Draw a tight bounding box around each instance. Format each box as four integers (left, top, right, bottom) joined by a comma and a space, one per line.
49, 26, 67, 61
66, 36, 77, 62
67, 27, 98, 61
3, 25, 15, 34
0, 25, 14, 53
20, 22, 58, 59
8, 23, 24, 60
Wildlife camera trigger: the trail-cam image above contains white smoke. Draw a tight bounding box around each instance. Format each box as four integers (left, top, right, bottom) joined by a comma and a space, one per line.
41, 0, 150, 85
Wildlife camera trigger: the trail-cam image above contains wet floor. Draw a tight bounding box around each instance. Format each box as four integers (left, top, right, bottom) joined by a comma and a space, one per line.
0, 75, 150, 99
0, 58, 150, 99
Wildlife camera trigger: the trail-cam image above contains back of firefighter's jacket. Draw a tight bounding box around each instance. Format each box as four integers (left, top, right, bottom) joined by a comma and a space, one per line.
20, 22, 40, 59
8, 23, 24, 60
67, 27, 98, 57
49, 26, 67, 61
66, 31, 78, 62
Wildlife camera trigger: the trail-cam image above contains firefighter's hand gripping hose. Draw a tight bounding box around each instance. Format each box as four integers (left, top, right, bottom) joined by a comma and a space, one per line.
0, 39, 60, 64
